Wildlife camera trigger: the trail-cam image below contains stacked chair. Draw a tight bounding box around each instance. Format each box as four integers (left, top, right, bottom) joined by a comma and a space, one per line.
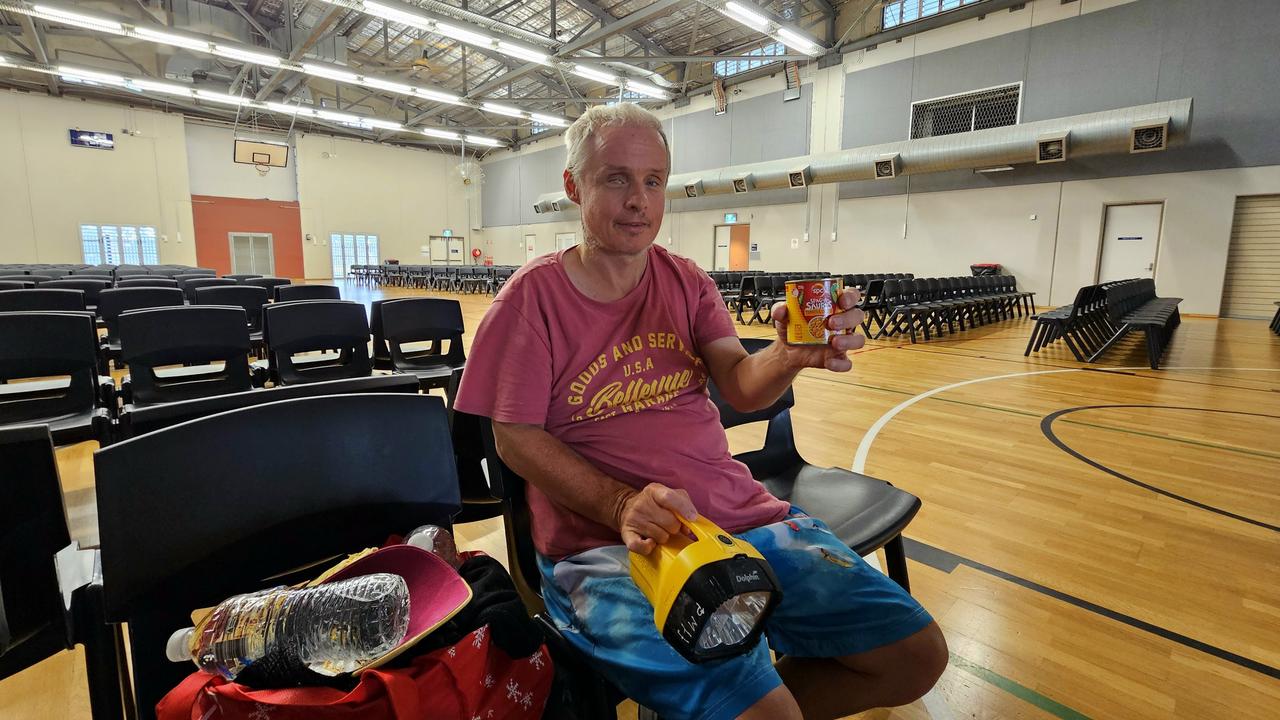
0, 311, 113, 444
379, 297, 466, 390
0, 288, 87, 312
1026, 278, 1182, 369
880, 275, 1034, 342
96, 287, 185, 368
261, 300, 371, 384
118, 306, 259, 408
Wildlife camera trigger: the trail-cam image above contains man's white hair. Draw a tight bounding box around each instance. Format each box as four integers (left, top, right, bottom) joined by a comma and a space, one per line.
564, 102, 670, 181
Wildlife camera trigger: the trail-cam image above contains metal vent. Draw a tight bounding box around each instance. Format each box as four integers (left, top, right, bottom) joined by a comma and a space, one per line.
874, 153, 900, 179
911, 83, 1021, 139
788, 166, 811, 188
1037, 132, 1068, 164
733, 174, 754, 193
1130, 118, 1169, 153
684, 179, 704, 198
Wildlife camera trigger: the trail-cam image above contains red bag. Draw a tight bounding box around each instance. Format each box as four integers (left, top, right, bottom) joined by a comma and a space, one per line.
156, 625, 553, 720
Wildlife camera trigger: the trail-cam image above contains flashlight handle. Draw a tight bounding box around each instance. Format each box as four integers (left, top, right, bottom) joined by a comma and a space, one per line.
677, 514, 732, 545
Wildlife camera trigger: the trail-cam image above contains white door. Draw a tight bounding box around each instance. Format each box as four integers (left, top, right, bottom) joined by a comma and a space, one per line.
1098, 203, 1163, 283
429, 237, 449, 265
555, 232, 576, 251
229, 233, 274, 275
524, 234, 537, 263
447, 238, 465, 265
713, 225, 731, 271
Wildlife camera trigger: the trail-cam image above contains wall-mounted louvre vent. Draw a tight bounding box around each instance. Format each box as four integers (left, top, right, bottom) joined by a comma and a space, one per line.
1130, 119, 1169, 153
910, 83, 1020, 139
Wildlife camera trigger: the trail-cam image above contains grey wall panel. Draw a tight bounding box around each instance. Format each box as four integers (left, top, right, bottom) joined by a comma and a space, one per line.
482, 155, 521, 227
843, 58, 914, 148
842, 0, 1280, 199
728, 85, 811, 166
910, 28, 1030, 108
1021, 1, 1162, 121
669, 108, 734, 175
517, 145, 568, 225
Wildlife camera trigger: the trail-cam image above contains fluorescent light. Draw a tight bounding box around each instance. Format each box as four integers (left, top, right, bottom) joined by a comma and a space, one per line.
362, 77, 415, 95
302, 63, 359, 83
434, 21, 496, 48
212, 44, 282, 67
465, 135, 502, 147
266, 101, 309, 114
412, 87, 461, 104
316, 109, 364, 124
422, 128, 460, 140
360, 118, 404, 131
32, 5, 123, 33
572, 65, 619, 84
624, 80, 670, 99
0, 54, 8, 66
776, 28, 822, 55
496, 42, 549, 65
57, 66, 126, 86
530, 113, 568, 127
128, 79, 195, 98
974, 166, 1014, 173
132, 27, 210, 52
363, 0, 433, 30
195, 90, 251, 106
482, 102, 522, 117
724, 2, 770, 31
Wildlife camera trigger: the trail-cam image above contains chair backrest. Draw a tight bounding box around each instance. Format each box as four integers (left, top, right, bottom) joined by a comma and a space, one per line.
0, 424, 72, 679
380, 298, 466, 371
116, 277, 178, 289
172, 271, 216, 282
118, 306, 253, 405
193, 285, 269, 332
113, 267, 150, 279
39, 279, 110, 307
0, 312, 100, 425
275, 284, 341, 303
181, 277, 236, 303
0, 289, 86, 312
223, 274, 262, 283
370, 299, 393, 369
97, 287, 185, 341
0, 281, 33, 290
263, 300, 371, 384
244, 277, 291, 296
95, 394, 461, 719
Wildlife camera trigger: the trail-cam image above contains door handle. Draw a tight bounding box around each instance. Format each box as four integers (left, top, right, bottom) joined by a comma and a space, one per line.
1146, 263, 1154, 271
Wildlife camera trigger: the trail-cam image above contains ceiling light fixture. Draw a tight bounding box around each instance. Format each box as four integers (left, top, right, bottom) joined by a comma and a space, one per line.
132, 27, 211, 52
572, 64, 619, 84
128, 78, 195, 98
422, 128, 460, 140
361, 0, 433, 29
434, 21, 497, 48
212, 44, 283, 67
57, 65, 126, 86
723, 2, 769, 31
465, 135, 502, 146
496, 42, 549, 65
482, 102, 523, 117
361, 77, 415, 95
625, 80, 670, 99
302, 62, 360, 83
775, 28, 822, 56
412, 87, 462, 104
32, 5, 123, 33
360, 117, 405, 131
529, 113, 568, 127
194, 90, 252, 106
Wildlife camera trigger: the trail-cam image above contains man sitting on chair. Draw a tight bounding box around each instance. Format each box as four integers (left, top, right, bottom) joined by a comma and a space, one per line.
454, 103, 946, 720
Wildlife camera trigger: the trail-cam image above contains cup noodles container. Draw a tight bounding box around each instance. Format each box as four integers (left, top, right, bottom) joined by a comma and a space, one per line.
785, 277, 845, 345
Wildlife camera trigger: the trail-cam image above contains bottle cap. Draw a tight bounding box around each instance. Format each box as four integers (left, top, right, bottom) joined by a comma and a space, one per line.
166, 627, 194, 663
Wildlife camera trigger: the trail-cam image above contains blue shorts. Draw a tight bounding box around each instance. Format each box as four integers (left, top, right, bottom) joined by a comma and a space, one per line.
537, 510, 933, 720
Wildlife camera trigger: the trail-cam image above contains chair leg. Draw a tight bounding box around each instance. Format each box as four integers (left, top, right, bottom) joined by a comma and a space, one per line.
883, 535, 910, 593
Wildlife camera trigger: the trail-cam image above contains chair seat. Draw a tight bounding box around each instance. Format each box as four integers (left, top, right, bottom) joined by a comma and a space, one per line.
757, 462, 921, 556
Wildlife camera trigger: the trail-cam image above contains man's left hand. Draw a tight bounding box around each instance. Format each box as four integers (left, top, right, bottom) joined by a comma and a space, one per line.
769, 288, 866, 373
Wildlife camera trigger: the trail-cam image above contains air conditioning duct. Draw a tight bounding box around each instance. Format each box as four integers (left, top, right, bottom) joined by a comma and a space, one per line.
874, 153, 900, 179
533, 99, 1192, 209
1037, 132, 1068, 163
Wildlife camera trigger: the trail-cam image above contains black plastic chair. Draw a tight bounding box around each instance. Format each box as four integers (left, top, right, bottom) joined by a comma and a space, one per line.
0, 312, 112, 444
114, 374, 420, 442
370, 299, 395, 371
244, 276, 292, 298
94, 393, 462, 720
0, 424, 128, 720
0, 288, 87, 312
709, 338, 918, 590
380, 297, 466, 390
445, 368, 503, 524
116, 277, 179, 289
223, 273, 263, 283
181, 277, 236, 303
262, 300, 372, 384
118, 306, 256, 407
96, 287, 185, 368
194, 285, 270, 356
39, 279, 111, 312
275, 284, 341, 302
0, 274, 51, 284
0, 280, 34, 290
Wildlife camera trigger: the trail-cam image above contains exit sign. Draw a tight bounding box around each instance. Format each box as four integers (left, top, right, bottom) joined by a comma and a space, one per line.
724, 213, 738, 224
442, 229, 453, 237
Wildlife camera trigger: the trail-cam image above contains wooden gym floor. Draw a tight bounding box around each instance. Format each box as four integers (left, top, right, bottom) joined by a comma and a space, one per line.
3, 279, 1277, 720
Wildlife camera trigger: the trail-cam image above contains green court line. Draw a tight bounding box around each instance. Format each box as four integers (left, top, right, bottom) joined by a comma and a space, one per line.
949, 652, 1092, 720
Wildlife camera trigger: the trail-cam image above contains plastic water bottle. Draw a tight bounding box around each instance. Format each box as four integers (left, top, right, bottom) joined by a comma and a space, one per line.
405, 524, 461, 569
166, 573, 410, 680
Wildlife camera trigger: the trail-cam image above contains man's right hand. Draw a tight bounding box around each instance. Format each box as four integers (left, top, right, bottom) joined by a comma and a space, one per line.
614, 483, 699, 555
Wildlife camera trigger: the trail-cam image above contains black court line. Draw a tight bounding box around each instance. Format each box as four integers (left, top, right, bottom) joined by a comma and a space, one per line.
1041, 405, 1280, 533
903, 537, 1280, 680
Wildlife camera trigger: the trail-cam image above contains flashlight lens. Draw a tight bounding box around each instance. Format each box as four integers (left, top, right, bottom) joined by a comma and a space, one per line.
695, 591, 771, 651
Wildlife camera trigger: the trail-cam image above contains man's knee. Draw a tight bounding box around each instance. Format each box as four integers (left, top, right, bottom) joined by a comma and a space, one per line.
842, 621, 948, 705
736, 684, 802, 720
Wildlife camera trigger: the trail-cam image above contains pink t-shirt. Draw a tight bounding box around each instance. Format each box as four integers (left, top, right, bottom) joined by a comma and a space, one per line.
454, 244, 790, 559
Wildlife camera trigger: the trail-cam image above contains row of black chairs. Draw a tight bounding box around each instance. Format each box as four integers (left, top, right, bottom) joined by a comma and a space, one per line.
710, 272, 917, 325
1025, 278, 1182, 368
868, 276, 1035, 343
3, 339, 922, 720
0, 264, 218, 281
0, 297, 467, 446
353, 264, 518, 295
0, 277, 299, 315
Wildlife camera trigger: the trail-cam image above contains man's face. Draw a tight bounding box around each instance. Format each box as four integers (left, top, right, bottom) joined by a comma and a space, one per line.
564, 125, 669, 257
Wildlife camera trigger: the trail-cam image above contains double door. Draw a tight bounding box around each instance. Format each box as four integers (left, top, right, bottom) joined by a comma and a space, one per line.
230, 233, 274, 275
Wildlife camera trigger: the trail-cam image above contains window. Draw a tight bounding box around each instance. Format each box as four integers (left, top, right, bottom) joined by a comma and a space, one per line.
81, 224, 159, 265
909, 83, 1020, 139
883, 0, 987, 30
714, 42, 786, 77
330, 233, 380, 278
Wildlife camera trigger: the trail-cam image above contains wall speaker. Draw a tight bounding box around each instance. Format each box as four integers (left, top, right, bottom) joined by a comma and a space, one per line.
1130, 117, 1169, 154
684, 179, 704, 198
732, 174, 754, 194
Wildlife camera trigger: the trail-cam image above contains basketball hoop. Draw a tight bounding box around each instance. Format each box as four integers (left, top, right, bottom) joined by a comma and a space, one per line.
254, 161, 271, 177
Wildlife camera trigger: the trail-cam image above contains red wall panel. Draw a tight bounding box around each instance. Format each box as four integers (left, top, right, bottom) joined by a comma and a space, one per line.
191, 195, 304, 278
